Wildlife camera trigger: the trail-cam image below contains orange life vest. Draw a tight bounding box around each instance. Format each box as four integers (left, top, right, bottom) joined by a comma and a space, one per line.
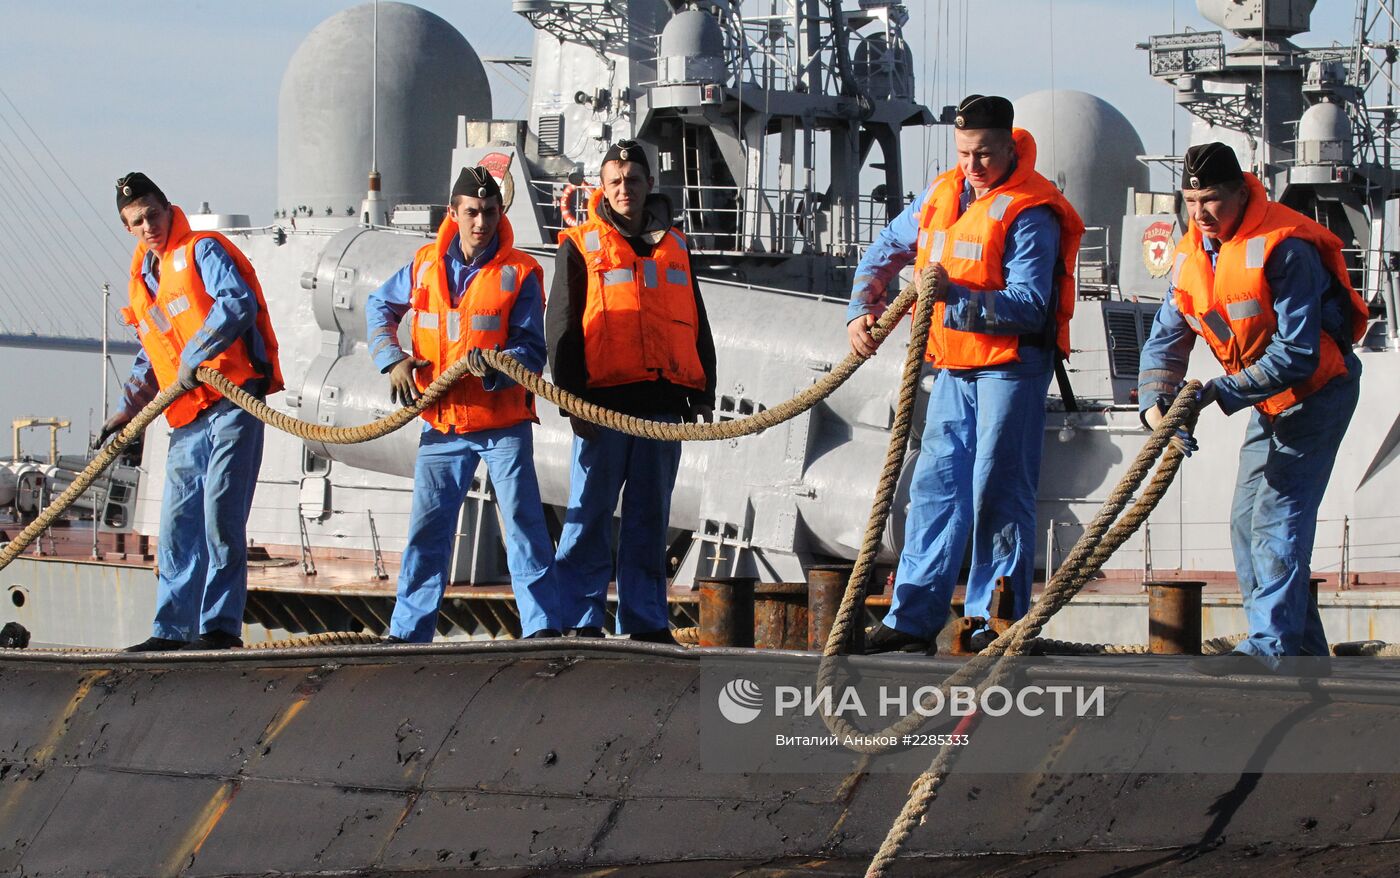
1170, 173, 1368, 416
120, 205, 283, 429
558, 188, 706, 391
409, 213, 542, 433
913, 128, 1085, 369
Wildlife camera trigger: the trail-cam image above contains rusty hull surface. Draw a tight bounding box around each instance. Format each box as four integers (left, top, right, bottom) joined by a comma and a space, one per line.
1, 641, 1399, 877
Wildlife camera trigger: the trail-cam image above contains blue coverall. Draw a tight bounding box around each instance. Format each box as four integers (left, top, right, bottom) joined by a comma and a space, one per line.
847, 179, 1062, 641
118, 239, 269, 641
1138, 237, 1359, 657
554, 417, 683, 635
366, 233, 562, 641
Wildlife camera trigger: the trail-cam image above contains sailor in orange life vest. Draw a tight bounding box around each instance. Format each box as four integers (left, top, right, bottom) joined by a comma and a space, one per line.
365, 166, 564, 642
97, 172, 284, 652
846, 95, 1085, 655
547, 140, 717, 643
1138, 143, 1367, 662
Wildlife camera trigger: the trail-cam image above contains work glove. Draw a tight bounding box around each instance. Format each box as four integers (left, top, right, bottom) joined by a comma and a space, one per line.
389, 357, 430, 407
92, 412, 132, 450
466, 346, 498, 380
1194, 379, 1220, 410
175, 361, 200, 392
1143, 400, 1198, 457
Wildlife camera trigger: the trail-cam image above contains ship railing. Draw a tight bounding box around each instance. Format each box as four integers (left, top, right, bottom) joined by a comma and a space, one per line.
1076, 226, 1114, 300
678, 184, 890, 255
731, 14, 799, 93
1339, 247, 1400, 347
532, 177, 905, 256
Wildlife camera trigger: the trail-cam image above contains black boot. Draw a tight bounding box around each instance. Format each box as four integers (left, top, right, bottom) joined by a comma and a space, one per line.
0, 622, 31, 649
526, 628, 563, 639
181, 631, 243, 650
1192, 650, 1278, 677
570, 626, 605, 638
864, 623, 932, 655
125, 636, 188, 653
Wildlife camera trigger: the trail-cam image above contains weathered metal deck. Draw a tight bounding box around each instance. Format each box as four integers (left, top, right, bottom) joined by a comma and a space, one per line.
3, 641, 1400, 877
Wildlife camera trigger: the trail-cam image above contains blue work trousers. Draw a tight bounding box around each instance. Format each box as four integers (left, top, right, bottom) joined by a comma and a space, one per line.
1231, 361, 1360, 657
153, 399, 265, 640
555, 422, 682, 634
389, 422, 561, 641
883, 366, 1052, 640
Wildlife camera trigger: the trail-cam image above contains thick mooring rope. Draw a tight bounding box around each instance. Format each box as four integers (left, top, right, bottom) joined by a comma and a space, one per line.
828, 374, 1204, 878
0, 285, 921, 573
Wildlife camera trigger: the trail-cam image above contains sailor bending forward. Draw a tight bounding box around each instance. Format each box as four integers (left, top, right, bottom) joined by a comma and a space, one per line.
1138, 143, 1368, 660
101, 172, 284, 652
845, 95, 1084, 655
366, 167, 563, 642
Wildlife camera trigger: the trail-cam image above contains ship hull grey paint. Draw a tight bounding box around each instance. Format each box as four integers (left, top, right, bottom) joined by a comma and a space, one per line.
2, 643, 1400, 875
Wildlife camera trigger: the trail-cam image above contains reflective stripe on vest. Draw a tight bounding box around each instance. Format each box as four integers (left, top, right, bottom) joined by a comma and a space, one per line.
952, 239, 983, 262
1226, 299, 1263, 320
165, 294, 192, 318
604, 268, 634, 285
1245, 237, 1266, 270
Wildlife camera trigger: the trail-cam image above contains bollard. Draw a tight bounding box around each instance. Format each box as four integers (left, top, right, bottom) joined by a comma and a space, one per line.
949, 616, 986, 656
754, 582, 809, 649
1146, 580, 1206, 655
989, 577, 1017, 633
806, 564, 852, 651
698, 576, 755, 648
